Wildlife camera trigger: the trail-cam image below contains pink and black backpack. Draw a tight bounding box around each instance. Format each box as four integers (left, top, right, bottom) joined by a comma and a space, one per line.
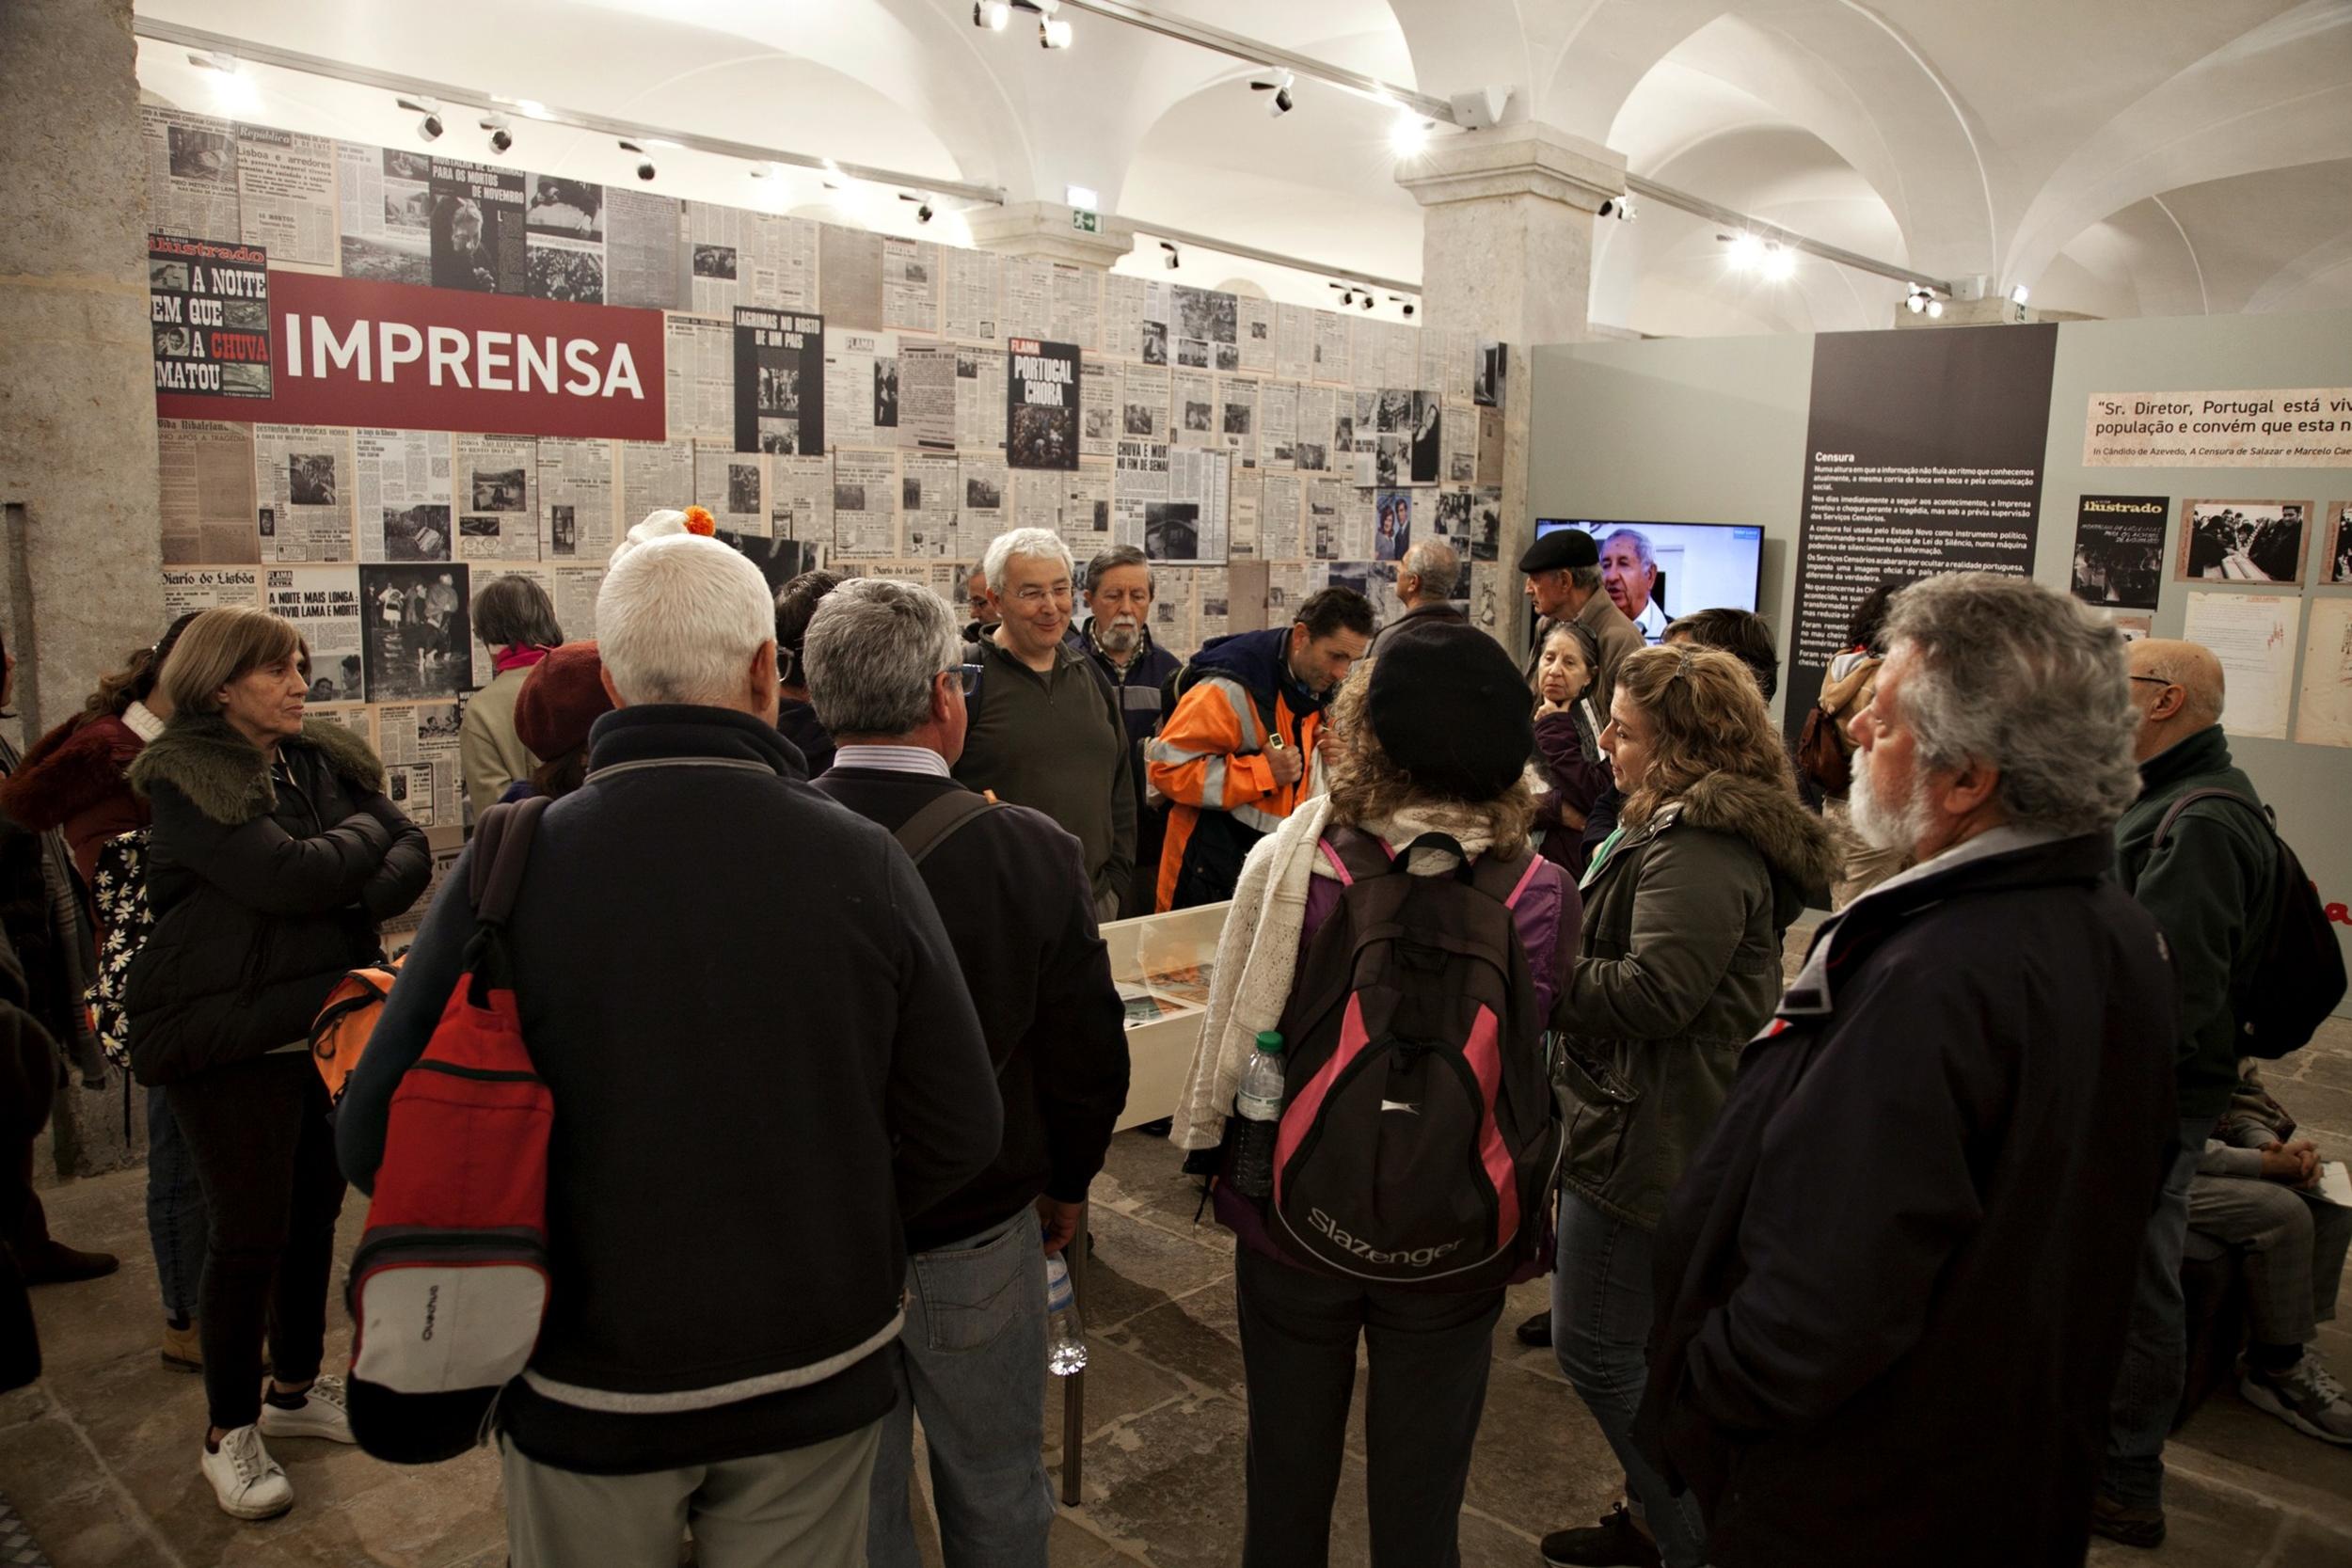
1263, 828, 1562, 1291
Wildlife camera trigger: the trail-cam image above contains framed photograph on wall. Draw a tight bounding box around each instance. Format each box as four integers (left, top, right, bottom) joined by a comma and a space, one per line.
2324, 500, 2352, 586
2173, 498, 2312, 585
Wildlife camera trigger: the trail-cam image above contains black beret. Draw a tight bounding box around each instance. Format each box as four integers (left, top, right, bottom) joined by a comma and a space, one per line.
1517, 528, 1598, 574
1366, 621, 1534, 803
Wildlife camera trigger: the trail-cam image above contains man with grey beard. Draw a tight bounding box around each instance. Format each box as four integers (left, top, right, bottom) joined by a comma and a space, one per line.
1073, 546, 1184, 917
1636, 573, 2178, 1567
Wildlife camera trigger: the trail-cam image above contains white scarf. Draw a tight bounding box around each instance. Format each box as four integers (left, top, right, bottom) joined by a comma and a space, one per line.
1166, 795, 1504, 1151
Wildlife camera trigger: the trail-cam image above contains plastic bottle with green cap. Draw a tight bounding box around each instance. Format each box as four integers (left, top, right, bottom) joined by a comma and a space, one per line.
1230, 1031, 1286, 1199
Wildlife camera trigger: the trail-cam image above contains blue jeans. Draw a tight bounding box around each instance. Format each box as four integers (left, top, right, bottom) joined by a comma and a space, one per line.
2103, 1116, 2216, 1508
866, 1207, 1053, 1568
1554, 1190, 1709, 1568
145, 1085, 208, 1321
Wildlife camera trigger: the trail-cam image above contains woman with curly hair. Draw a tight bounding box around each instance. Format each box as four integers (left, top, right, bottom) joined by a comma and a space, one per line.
1169, 621, 1581, 1566
1541, 644, 1835, 1568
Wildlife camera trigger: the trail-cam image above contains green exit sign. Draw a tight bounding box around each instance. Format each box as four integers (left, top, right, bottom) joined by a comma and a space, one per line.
1072, 209, 1101, 233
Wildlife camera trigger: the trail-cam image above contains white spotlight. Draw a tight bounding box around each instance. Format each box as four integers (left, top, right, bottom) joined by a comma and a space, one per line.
1905, 290, 1927, 314
1760, 243, 1797, 282
1040, 15, 1073, 48
1726, 232, 1764, 272
973, 0, 1010, 27
1389, 113, 1432, 157
1927, 298, 1944, 318
481, 114, 513, 155
2008, 284, 2029, 306
1254, 71, 1296, 119
191, 53, 262, 116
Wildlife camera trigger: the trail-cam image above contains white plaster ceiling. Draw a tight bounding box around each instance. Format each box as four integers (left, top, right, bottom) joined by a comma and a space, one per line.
134, 0, 2352, 336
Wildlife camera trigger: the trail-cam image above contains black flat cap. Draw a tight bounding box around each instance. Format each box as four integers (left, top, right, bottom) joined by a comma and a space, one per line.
1518, 529, 1598, 574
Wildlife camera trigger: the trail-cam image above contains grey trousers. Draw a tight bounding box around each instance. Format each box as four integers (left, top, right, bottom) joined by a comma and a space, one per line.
502, 1421, 882, 1568
2188, 1173, 2352, 1348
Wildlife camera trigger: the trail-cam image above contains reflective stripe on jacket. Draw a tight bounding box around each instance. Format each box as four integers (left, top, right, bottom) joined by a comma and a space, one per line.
1146, 673, 1321, 911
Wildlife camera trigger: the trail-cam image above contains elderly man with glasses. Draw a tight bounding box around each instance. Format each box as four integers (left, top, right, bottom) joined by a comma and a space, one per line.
803, 577, 1129, 1568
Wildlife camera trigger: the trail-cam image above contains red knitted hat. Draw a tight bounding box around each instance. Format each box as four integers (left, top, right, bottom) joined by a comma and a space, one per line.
512, 640, 614, 760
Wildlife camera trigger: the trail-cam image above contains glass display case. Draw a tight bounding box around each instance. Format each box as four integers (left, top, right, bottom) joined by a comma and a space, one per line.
1101, 900, 1230, 1132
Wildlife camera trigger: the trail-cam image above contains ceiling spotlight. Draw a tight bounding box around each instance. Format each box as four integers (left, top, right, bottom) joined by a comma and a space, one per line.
1904, 285, 1928, 314
1760, 242, 1797, 282
1390, 296, 1416, 318
2008, 284, 2030, 306
899, 192, 935, 224
399, 96, 444, 143
1161, 241, 1180, 271
190, 52, 262, 116
481, 114, 513, 155
1597, 195, 1637, 222
1040, 15, 1073, 48
1927, 298, 1944, 318
1360, 293, 1375, 310
1390, 113, 1433, 157
1252, 71, 1296, 119
619, 139, 655, 182
973, 0, 1010, 26
1725, 231, 1764, 271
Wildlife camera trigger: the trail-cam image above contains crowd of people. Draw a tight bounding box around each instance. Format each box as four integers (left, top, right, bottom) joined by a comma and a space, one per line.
0, 506, 2344, 1568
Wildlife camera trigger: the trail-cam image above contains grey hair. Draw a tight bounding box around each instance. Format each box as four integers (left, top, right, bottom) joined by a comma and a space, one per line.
1568, 563, 1603, 593
1601, 528, 1655, 567
802, 577, 961, 737
1883, 572, 2140, 837
1083, 544, 1152, 597
1399, 538, 1459, 602
981, 527, 1073, 597
596, 535, 776, 706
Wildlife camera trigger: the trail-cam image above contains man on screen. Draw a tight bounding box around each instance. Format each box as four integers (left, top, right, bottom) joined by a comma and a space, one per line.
1599, 528, 1669, 641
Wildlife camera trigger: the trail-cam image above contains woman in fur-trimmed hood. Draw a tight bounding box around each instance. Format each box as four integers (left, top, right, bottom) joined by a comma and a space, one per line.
122, 607, 426, 1523
1544, 642, 1835, 1568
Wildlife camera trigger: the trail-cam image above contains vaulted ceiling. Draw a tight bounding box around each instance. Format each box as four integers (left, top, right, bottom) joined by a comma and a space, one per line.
135, 0, 2352, 336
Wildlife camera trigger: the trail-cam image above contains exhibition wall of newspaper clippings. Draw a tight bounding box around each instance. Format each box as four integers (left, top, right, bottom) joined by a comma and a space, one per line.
136, 102, 1488, 854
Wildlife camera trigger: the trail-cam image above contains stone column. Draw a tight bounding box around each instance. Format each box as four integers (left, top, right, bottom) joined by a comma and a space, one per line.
0, 0, 164, 1178
1398, 123, 1624, 656
963, 201, 1138, 273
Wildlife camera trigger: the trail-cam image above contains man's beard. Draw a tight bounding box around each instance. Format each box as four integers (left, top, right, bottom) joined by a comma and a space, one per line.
1097, 618, 1141, 655
1848, 745, 1929, 857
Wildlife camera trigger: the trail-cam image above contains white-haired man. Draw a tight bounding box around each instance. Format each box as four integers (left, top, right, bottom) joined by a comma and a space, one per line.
1637, 574, 2177, 1567
1381, 537, 1465, 640
955, 528, 1136, 922
802, 578, 1129, 1567
339, 535, 999, 1568
1599, 528, 1668, 641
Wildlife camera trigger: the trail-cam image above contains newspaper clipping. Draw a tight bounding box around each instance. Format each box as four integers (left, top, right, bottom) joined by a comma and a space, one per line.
1260, 382, 1298, 470
833, 449, 900, 558
1081, 356, 1120, 462
1260, 472, 1303, 561
159, 420, 260, 564
956, 349, 1009, 453
256, 424, 355, 562
961, 458, 1009, 556
618, 439, 695, 543
1000, 258, 1052, 345
360, 563, 473, 701
423, 157, 526, 293
355, 428, 454, 562
897, 341, 959, 451
265, 566, 367, 702
1122, 364, 1171, 445
602, 188, 681, 311
1219, 377, 1259, 470
665, 314, 735, 444
1051, 264, 1102, 353
884, 238, 941, 334
540, 438, 616, 561
1150, 447, 1230, 564
376, 702, 466, 830
733, 309, 828, 455
142, 108, 239, 243
943, 245, 999, 342
1174, 370, 1216, 450
235, 124, 336, 270
771, 454, 834, 552
1239, 296, 1276, 376
149, 236, 272, 399
1007, 340, 1081, 471
686, 206, 817, 313
336, 142, 432, 282
819, 224, 886, 331
162, 567, 262, 619
902, 453, 961, 559
454, 434, 539, 561
523, 176, 606, 305
696, 449, 769, 536
824, 329, 901, 450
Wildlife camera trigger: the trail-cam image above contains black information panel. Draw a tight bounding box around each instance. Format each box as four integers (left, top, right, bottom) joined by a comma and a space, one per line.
1787, 325, 2059, 736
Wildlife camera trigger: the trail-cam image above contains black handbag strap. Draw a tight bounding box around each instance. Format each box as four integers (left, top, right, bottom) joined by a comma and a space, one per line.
2153, 786, 2272, 852
894, 789, 996, 867
469, 796, 551, 927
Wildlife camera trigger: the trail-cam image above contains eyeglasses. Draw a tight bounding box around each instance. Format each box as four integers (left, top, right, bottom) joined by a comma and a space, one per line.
955, 662, 982, 695
2128, 674, 2177, 688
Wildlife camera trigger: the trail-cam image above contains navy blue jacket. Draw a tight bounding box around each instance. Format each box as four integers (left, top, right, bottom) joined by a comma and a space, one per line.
337, 705, 998, 1474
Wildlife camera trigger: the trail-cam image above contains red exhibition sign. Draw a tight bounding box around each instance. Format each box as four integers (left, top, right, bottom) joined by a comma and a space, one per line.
154, 270, 668, 441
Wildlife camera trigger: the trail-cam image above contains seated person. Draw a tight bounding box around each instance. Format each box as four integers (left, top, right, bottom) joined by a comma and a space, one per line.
2189, 1066, 2352, 1444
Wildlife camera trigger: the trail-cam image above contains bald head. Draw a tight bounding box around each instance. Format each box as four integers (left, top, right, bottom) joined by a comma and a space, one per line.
2127, 637, 2225, 760
1398, 538, 1460, 608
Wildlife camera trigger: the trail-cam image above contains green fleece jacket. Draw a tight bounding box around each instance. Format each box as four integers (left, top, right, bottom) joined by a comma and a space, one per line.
2115, 725, 2277, 1122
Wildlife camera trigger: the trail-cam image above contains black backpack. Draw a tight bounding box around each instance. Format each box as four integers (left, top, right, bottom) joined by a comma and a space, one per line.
1253, 829, 1562, 1291
2154, 788, 2346, 1058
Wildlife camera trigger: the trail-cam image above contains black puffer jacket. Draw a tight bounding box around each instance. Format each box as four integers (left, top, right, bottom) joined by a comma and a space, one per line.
124, 715, 429, 1085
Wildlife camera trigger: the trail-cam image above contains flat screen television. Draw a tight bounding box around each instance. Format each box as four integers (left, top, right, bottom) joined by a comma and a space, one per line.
1534, 518, 1765, 644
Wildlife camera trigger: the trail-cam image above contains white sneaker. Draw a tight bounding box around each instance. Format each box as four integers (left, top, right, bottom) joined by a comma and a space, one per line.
201, 1425, 294, 1520
256, 1375, 356, 1444
2241, 1354, 2352, 1445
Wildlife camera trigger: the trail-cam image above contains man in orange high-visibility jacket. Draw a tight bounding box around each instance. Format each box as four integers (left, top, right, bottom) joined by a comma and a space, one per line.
1148, 587, 1375, 911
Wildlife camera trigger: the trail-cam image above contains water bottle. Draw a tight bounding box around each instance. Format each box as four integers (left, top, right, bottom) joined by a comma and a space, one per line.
1228, 1031, 1286, 1200
1044, 1255, 1088, 1376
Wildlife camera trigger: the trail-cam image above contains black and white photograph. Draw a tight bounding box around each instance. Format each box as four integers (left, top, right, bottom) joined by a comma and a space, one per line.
1141, 320, 1168, 366
693, 245, 739, 279
470, 469, 527, 511
385, 150, 432, 182
167, 124, 233, 182
965, 473, 1003, 510
1176, 339, 1211, 370
1474, 340, 1508, 408
1375, 435, 1406, 488
528, 245, 604, 305
874, 358, 900, 431
2326, 501, 2352, 585
1215, 342, 1240, 372
757, 421, 800, 456
385, 504, 453, 562
289, 452, 339, 507
727, 463, 761, 515
1006, 338, 1079, 470
1123, 401, 1158, 436
2177, 499, 2310, 584
149, 259, 190, 293
1435, 488, 1472, 541
525, 178, 604, 241
1010, 404, 1074, 469
1471, 489, 1502, 562
2069, 495, 2167, 609
1184, 401, 1214, 434
1295, 440, 1327, 472
734, 309, 826, 458
1409, 392, 1441, 484
360, 563, 472, 703
716, 531, 821, 595
428, 161, 526, 294
308, 654, 365, 705
903, 474, 924, 513
550, 505, 578, 558
1333, 413, 1356, 452
1174, 286, 1237, 345
834, 483, 867, 514
1145, 501, 1201, 562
